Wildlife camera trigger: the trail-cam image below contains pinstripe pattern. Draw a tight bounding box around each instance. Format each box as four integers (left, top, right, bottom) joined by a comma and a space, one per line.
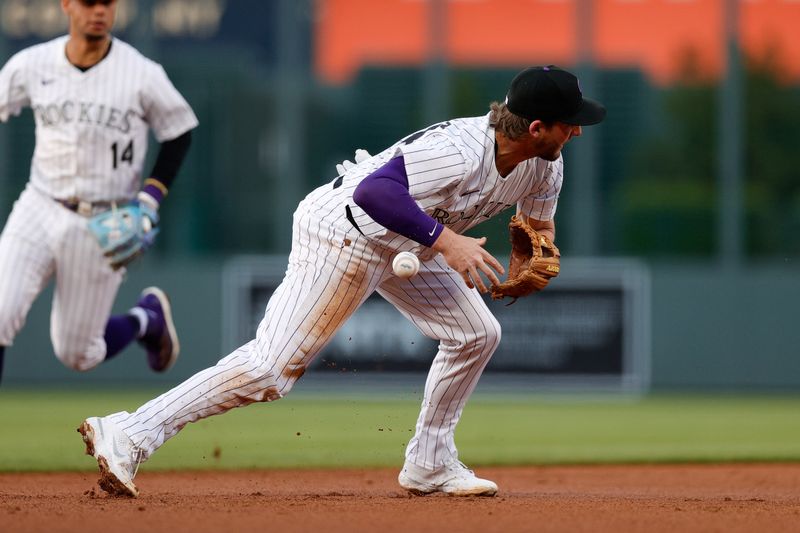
109, 340, 281, 454
0, 35, 197, 369
378, 254, 500, 469
109, 201, 396, 458
307, 114, 563, 261
0, 185, 123, 369
0, 36, 198, 201
108, 200, 500, 468
100, 115, 556, 471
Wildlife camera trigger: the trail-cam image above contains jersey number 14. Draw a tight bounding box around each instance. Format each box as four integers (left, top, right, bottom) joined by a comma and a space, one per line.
111, 140, 134, 169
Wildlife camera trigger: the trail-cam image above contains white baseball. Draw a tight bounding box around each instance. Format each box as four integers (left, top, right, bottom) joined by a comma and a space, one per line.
392, 252, 420, 278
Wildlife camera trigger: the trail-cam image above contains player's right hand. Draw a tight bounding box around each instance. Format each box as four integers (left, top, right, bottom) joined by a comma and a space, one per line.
432, 227, 504, 293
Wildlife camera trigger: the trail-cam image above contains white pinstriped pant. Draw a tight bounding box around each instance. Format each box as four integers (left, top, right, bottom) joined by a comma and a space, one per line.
110, 199, 501, 470
0, 185, 123, 370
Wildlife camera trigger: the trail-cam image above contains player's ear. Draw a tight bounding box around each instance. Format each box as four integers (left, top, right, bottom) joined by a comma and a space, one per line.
528, 120, 545, 139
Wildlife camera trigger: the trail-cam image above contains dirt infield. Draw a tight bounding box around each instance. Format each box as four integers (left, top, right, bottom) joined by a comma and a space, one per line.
1, 464, 799, 533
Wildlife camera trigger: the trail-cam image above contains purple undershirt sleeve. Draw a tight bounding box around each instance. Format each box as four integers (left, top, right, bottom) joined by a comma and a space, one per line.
352, 155, 444, 248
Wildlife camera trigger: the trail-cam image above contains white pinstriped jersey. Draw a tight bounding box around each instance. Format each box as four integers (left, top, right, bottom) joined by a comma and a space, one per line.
306, 113, 563, 260
97, 116, 555, 476
0, 35, 198, 202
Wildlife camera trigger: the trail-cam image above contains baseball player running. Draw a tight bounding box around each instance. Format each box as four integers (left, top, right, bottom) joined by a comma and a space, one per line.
79, 66, 605, 498
0, 0, 198, 383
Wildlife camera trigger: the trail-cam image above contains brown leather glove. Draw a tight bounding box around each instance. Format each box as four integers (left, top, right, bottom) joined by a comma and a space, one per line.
490, 215, 560, 302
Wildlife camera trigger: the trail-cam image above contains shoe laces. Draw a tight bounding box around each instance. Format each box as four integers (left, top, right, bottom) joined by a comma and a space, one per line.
131, 447, 145, 479
444, 458, 475, 477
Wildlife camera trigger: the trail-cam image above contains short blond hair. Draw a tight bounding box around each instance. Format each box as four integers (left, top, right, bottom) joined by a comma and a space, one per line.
488, 101, 531, 140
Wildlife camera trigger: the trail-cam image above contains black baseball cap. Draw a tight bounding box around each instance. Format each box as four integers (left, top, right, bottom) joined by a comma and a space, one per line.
505, 65, 606, 126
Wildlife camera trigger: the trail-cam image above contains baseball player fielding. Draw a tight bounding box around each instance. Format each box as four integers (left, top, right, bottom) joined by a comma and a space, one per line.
77, 65, 605, 499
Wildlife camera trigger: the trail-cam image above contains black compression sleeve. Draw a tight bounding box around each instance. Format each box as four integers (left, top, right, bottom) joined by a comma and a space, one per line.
148, 130, 192, 190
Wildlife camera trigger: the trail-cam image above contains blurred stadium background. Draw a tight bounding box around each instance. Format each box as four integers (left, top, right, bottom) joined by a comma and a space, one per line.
1, 0, 799, 396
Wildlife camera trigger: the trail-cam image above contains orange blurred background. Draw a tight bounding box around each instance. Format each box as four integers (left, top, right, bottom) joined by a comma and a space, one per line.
315, 0, 800, 85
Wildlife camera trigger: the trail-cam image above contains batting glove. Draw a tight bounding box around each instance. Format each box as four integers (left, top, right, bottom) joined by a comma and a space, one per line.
336, 148, 372, 175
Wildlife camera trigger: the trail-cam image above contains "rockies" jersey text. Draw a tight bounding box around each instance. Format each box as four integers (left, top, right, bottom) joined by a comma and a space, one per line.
32, 100, 137, 134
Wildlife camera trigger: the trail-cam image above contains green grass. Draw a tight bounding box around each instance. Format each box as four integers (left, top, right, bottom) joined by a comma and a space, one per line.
1, 389, 799, 472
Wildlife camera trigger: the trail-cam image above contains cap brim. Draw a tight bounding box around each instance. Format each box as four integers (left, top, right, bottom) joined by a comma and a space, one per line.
561, 98, 606, 126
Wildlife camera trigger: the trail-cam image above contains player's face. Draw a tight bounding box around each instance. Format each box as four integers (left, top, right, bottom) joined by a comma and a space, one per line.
531, 121, 582, 161
63, 0, 117, 41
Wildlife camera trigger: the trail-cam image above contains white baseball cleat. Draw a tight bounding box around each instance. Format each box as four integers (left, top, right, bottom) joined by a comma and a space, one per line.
77, 417, 142, 498
398, 459, 498, 496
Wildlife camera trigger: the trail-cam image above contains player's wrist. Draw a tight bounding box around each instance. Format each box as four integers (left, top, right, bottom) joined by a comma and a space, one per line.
137, 191, 159, 209
431, 226, 456, 253
141, 178, 168, 208
138, 181, 162, 225
136, 190, 161, 234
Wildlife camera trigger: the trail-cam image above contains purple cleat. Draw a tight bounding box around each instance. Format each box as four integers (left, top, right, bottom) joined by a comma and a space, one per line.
136, 287, 180, 372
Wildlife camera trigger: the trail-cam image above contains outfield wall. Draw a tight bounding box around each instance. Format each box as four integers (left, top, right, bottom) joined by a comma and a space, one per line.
2, 258, 798, 391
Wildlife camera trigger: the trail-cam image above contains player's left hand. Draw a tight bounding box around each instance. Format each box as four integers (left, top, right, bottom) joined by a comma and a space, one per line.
335, 148, 371, 175
490, 215, 560, 301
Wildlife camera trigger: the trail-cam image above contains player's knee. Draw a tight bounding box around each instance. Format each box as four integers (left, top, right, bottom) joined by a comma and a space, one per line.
0, 308, 25, 346
271, 359, 309, 397
54, 350, 97, 372
479, 315, 502, 356
52, 337, 104, 372
466, 316, 501, 357
275, 367, 303, 396
240, 357, 285, 402
450, 315, 501, 358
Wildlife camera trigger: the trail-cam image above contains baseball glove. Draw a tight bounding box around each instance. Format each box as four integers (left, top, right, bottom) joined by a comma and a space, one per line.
490, 215, 560, 302
88, 200, 159, 270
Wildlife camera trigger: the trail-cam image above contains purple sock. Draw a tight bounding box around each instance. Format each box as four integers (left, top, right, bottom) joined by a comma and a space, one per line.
104, 315, 140, 360
141, 308, 163, 339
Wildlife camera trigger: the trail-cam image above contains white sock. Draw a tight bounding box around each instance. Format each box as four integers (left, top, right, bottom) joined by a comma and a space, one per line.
129, 307, 149, 338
